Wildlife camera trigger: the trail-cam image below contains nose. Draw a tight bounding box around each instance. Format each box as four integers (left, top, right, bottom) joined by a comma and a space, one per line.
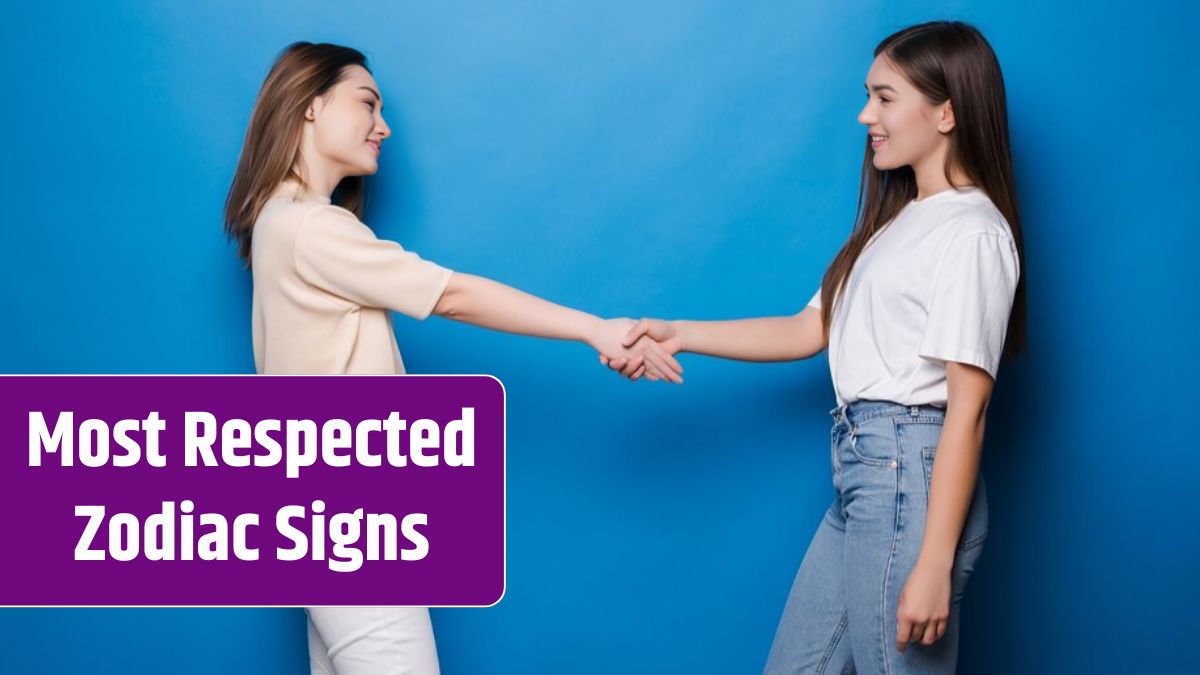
857, 100, 875, 126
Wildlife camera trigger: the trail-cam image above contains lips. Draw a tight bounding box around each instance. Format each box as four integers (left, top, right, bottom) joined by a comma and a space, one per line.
366, 140, 380, 154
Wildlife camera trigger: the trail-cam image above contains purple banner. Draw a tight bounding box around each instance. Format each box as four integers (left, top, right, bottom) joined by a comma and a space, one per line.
0, 375, 505, 607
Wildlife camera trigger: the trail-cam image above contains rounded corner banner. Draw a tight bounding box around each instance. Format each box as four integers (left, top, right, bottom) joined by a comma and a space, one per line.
0, 375, 506, 607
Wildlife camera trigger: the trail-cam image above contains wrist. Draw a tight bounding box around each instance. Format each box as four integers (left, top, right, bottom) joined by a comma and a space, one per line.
916, 547, 955, 573
581, 315, 605, 349
671, 320, 690, 352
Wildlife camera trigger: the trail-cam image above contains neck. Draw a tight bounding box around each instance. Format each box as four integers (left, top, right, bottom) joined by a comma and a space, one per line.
911, 143, 973, 200
295, 134, 346, 202
296, 165, 341, 202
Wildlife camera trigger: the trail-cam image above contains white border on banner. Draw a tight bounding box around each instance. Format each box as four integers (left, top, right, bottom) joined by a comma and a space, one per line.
0, 373, 508, 609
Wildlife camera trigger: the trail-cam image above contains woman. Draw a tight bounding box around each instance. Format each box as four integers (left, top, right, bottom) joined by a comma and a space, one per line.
608, 20, 1025, 674
223, 42, 680, 675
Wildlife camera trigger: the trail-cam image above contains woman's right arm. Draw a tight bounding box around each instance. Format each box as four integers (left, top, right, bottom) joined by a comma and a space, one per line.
610, 308, 826, 378
431, 272, 683, 381
671, 307, 827, 362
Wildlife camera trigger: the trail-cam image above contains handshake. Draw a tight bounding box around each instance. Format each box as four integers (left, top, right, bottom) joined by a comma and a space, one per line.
591, 318, 684, 384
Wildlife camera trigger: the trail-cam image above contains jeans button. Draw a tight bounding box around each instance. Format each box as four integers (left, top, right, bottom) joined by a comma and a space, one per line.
890, 460, 897, 469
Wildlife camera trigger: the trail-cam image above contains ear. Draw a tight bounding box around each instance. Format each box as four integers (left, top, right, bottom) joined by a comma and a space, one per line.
304, 95, 325, 122
937, 100, 956, 134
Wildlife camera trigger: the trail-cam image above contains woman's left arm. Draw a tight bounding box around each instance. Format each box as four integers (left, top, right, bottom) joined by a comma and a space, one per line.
921, 361, 992, 567
895, 361, 993, 653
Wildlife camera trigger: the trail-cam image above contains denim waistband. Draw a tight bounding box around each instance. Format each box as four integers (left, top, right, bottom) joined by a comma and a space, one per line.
829, 399, 947, 427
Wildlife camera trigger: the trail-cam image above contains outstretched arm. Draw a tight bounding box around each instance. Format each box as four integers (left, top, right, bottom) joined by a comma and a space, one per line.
664, 307, 827, 362
432, 272, 683, 380
604, 305, 826, 376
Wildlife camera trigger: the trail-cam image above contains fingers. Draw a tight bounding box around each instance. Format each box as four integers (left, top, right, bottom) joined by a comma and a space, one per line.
600, 329, 683, 383
896, 616, 912, 654
659, 349, 683, 377
621, 319, 650, 348
641, 358, 668, 382
624, 335, 682, 383
920, 620, 940, 646
642, 342, 683, 383
907, 621, 924, 648
619, 354, 644, 378
634, 341, 675, 383
642, 347, 682, 384
897, 616, 929, 653
602, 354, 635, 380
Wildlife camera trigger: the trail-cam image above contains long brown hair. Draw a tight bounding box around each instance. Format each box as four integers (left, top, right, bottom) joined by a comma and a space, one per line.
818, 21, 1027, 364
224, 41, 372, 267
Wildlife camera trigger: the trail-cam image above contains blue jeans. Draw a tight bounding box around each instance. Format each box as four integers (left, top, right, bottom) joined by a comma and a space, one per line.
763, 400, 988, 674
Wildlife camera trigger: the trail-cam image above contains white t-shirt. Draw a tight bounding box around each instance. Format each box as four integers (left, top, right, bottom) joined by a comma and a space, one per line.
807, 186, 1020, 407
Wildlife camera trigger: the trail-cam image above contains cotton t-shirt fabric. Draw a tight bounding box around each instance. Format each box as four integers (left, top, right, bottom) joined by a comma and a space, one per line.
807, 186, 1020, 408
250, 179, 454, 375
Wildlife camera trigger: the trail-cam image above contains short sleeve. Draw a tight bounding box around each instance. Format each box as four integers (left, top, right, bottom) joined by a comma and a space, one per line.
918, 233, 1019, 380
807, 286, 822, 310
293, 206, 454, 319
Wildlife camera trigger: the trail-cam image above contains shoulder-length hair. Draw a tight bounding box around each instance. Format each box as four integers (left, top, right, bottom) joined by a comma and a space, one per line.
818, 20, 1027, 364
224, 41, 372, 267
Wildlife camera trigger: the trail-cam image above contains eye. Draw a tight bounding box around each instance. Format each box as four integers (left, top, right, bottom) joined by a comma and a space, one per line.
364, 101, 375, 110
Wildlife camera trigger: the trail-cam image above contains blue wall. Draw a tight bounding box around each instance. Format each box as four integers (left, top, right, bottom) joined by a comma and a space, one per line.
2, 1, 1196, 673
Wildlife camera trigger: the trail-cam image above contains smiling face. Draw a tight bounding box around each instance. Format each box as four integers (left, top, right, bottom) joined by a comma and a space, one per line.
303, 64, 391, 179
857, 55, 954, 172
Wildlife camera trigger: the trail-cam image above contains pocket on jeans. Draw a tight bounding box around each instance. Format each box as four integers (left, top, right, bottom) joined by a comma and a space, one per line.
921, 446, 988, 552
845, 419, 897, 465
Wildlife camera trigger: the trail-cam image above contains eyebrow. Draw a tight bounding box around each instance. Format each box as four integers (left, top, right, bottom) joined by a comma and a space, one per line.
358, 86, 384, 111
864, 83, 897, 94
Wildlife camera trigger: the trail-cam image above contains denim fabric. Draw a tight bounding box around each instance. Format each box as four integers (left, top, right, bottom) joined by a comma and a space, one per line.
764, 399, 988, 675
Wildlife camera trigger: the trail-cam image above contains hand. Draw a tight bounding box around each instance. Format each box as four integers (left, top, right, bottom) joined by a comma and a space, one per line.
895, 559, 952, 653
600, 318, 683, 382
588, 318, 683, 383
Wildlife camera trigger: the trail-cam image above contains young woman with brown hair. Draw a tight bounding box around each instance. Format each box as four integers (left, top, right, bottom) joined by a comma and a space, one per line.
224, 41, 681, 675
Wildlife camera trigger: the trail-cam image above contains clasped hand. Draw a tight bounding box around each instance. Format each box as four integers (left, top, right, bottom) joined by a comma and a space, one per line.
593, 318, 682, 383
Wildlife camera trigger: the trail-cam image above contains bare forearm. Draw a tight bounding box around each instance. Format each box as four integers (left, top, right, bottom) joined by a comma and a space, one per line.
920, 405, 986, 571
673, 311, 823, 362
432, 272, 600, 343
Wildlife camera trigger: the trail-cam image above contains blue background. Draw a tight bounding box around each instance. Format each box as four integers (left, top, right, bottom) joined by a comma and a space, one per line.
2, 1, 1197, 673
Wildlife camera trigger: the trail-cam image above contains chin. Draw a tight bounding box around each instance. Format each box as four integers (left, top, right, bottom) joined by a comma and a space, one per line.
872, 154, 907, 172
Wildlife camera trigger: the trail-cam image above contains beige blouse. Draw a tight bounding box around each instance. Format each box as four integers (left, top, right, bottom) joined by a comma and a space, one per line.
250, 179, 454, 375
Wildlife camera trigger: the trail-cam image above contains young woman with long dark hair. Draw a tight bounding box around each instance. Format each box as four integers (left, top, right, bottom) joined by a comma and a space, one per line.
608, 20, 1026, 673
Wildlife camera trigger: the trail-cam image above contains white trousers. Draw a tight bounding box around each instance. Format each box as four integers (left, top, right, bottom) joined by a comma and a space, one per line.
305, 607, 441, 675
